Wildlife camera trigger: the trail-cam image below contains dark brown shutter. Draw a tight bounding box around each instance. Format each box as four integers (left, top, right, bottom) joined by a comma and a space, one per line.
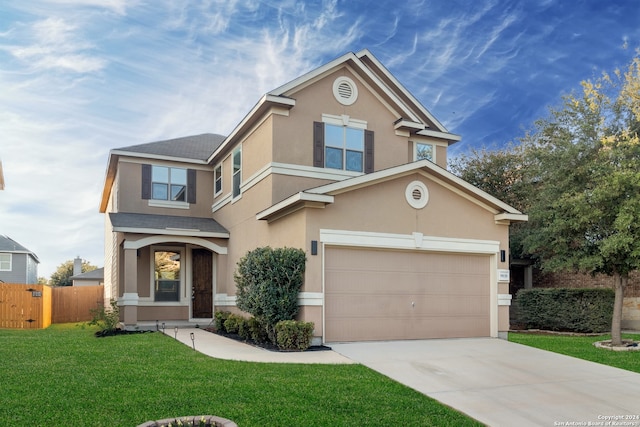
141, 164, 151, 199
313, 121, 324, 168
187, 169, 196, 204
364, 130, 374, 173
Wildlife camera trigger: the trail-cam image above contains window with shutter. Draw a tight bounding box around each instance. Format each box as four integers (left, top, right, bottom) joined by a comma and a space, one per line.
313, 121, 374, 173
142, 164, 195, 206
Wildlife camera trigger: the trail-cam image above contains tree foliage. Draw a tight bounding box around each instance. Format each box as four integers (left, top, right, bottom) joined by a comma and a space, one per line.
452, 52, 640, 345
49, 259, 98, 287
234, 247, 306, 343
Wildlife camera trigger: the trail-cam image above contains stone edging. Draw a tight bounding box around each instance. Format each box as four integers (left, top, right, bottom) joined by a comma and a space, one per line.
593, 340, 640, 352
137, 415, 238, 427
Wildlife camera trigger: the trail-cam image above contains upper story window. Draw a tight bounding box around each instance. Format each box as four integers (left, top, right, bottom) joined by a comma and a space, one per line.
415, 142, 434, 162
0, 253, 11, 271
314, 115, 374, 174
325, 124, 364, 172
142, 164, 196, 206
214, 164, 222, 196
232, 147, 242, 198
152, 166, 186, 201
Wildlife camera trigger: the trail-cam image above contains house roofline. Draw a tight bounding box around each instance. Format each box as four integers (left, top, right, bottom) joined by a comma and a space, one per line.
251, 161, 523, 223
207, 94, 296, 164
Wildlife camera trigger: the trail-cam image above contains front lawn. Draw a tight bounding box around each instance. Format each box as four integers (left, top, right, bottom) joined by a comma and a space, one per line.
0, 324, 481, 427
509, 332, 640, 373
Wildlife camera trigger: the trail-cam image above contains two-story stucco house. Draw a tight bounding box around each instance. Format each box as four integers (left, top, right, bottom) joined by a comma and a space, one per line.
100, 50, 527, 343
0, 235, 39, 284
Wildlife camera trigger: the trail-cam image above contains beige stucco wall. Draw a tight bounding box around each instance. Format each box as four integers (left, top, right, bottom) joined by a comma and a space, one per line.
116, 160, 214, 218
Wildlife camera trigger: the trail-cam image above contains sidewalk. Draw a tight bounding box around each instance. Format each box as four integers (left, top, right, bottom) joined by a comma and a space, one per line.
162, 327, 354, 364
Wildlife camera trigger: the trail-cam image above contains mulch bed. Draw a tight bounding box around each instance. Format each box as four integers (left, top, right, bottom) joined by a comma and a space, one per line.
202, 327, 332, 352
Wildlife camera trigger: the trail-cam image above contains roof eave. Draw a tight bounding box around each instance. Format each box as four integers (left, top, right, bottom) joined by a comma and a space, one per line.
112, 226, 229, 239
256, 192, 334, 222
208, 94, 296, 164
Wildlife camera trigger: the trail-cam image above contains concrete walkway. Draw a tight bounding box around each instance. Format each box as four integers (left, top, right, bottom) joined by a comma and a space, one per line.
162, 327, 354, 364
330, 338, 640, 427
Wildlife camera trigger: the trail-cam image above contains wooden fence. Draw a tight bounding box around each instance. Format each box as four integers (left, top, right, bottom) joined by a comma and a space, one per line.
0, 284, 103, 328
0, 283, 52, 329
51, 285, 104, 324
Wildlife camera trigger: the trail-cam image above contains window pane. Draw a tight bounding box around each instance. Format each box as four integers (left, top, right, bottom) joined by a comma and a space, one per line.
346, 150, 363, 172
154, 250, 180, 302
345, 128, 363, 150
233, 171, 241, 197
233, 149, 241, 173
416, 143, 433, 161
325, 124, 343, 148
171, 168, 187, 185
325, 147, 343, 169
152, 166, 168, 183
0, 254, 10, 270
171, 184, 186, 201
152, 183, 168, 200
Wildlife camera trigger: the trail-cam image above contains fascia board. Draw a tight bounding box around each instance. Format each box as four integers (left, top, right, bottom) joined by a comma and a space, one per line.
268, 52, 359, 95
494, 213, 529, 223
112, 226, 229, 239
256, 192, 334, 221
207, 94, 295, 164
356, 49, 450, 135
109, 150, 210, 165
307, 160, 523, 214
416, 128, 462, 142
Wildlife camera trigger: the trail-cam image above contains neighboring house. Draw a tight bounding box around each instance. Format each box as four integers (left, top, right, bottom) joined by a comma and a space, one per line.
0, 235, 39, 284
71, 268, 104, 287
100, 49, 527, 343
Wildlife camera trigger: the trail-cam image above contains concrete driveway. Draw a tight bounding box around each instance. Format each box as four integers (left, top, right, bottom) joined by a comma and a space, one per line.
330, 338, 640, 427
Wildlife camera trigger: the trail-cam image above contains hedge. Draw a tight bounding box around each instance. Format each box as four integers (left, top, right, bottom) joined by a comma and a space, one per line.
514, 288, 614, 333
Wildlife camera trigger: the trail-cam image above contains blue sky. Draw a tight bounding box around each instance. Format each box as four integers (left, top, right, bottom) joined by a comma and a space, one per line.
1, 0, 639, 278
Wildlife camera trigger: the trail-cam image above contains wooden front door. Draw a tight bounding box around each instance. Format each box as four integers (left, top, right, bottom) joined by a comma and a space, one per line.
192, 249, 213, 318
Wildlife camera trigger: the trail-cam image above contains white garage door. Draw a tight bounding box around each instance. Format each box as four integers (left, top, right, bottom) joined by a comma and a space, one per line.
324, 247, 491, 342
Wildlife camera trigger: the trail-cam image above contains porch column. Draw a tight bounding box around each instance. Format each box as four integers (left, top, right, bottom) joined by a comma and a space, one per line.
121, 247, 139, 327
524, 265, 533, 289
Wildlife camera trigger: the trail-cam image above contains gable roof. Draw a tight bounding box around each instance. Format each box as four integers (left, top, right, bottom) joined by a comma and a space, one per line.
71, 267, 104, 281
0, 235, 39, 262
113, 133, 226, 162
100, 133, 226, 212
208, 49, 460, 163
256, 160, 528, 224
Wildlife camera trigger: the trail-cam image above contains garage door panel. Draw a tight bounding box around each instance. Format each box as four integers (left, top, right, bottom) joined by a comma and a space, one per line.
325, 247, 491, 342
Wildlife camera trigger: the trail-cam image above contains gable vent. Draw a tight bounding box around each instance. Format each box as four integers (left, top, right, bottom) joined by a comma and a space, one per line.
333, 76, 358, 106
405, 181, 429, 209
337, 82, 352, 99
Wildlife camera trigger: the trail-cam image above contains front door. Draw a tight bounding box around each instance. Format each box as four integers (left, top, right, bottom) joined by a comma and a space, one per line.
191, 249, 213, 318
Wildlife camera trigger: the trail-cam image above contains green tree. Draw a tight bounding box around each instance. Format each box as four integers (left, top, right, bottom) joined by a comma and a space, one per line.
523, 54, 640, 345
451, 53, 640, 346
49, 259, 98, 287
449, 143, 533, 259
234, 247, 306, 343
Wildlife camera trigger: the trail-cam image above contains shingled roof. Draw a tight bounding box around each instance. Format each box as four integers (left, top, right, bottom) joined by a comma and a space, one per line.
0, 235, 39, 262
115, 133, 226, 161
109, 213, 229, 236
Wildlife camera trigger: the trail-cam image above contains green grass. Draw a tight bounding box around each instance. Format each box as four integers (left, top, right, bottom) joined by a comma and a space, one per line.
509, 332, 640, 373
0, 324, 481, 427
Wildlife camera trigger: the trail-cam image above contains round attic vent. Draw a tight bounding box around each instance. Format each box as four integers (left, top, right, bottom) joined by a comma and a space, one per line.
405, 181, 429, 209
333, 76, 358, 105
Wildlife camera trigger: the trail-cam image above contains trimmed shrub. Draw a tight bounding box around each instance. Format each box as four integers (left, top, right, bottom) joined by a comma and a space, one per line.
514, 288, 614, 333
223, 314, 244, 335
246, 317, 269, 344
214, 311, 231, 333
275, 320, 314, 351
234, 247, 306, 343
